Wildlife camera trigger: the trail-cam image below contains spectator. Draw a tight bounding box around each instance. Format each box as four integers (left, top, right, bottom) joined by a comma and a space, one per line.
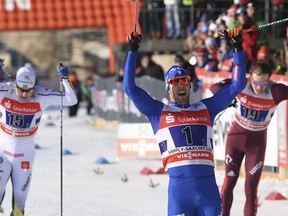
235, 7, 260, 65
224, 4, 238, 29
195, 1, 217, 22
68, 71, 82, 117
0, 71, 8, 83
205, 35, 219, 60
195, 13, 209, 45
164, 0, 181, 39
195, 47, 219, 74
257, 45, 277, 72
140, 0, 164, 39
271, 0, 288, 37
179, 0, 195, 38
186, 33, 197, 53
217, 39, 234, 72
139, 0, 149, 39
185, 33, 198, 68
116, 68, 124, 82
273, 26, 288, 75
246, 2, 269, 48
216, 19, 228, 39
136, 54, 164, 80
0, 59, 9, 83
236, 0, 250, 6
81, 76, 94, 115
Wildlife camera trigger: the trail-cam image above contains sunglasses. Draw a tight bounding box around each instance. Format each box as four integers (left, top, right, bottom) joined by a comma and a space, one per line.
251, 77, 270, 87
16, 85, 34, 94
168, 76, 191, 86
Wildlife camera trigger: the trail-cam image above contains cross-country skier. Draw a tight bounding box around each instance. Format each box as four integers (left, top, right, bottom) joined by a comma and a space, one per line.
123, 28, 246, 216
210, 60, 288, 216
0, 61, 77, 215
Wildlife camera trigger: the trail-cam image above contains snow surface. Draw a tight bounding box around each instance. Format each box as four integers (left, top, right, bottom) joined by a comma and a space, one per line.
1, 107, 288, 216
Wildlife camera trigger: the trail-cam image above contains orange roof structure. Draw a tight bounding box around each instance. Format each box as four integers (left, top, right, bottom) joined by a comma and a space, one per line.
0, 0, 141, 73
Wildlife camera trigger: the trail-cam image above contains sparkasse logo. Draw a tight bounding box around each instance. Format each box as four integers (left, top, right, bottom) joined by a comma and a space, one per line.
166, 113, 174, 123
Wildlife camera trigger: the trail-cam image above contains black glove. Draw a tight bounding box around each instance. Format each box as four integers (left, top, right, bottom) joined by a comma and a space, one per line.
229, 98, 238, 107
224, 29, 243, 53
128, 32, 142, 52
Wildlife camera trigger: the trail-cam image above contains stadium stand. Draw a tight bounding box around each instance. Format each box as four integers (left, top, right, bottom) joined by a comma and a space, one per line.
0, 0, 138, 73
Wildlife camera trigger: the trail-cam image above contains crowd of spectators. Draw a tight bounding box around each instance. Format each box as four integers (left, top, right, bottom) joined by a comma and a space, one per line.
138, 0, 288, 74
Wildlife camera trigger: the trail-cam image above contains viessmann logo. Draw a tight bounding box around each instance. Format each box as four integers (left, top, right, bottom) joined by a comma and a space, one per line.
165, 113, 175, 123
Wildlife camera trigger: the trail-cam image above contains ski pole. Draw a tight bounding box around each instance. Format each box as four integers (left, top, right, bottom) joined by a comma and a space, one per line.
241, 17, 288, 34
217, 17, 288, 36
133, 0, 139, 33
58, 63, 64, 216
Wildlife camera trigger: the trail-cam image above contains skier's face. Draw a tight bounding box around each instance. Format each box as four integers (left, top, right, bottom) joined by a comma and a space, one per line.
250, 73, 270, 95
168, 76, 191, 105
16, 86, 34, 102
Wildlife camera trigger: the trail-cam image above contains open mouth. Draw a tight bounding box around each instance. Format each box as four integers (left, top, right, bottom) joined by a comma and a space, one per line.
178, 90, 186, 96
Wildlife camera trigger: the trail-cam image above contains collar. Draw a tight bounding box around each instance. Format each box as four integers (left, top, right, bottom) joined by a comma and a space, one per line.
170, 101, 191, 108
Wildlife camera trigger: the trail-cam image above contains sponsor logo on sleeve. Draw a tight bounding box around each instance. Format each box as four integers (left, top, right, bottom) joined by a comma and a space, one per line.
21, 161, 30, 169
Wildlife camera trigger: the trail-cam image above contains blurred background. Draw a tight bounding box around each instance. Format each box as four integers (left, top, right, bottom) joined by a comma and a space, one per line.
0, 0, 287, 81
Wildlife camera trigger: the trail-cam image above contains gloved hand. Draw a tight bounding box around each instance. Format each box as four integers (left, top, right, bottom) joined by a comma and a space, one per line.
224, 29, 243, 52
229, 98, 238, 107
128, 32, 142, 52
57, 63, 69, 79
0, 59, 4, 72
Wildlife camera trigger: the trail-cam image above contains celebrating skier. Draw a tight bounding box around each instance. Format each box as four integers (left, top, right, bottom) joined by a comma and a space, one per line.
123, 28, 246, 216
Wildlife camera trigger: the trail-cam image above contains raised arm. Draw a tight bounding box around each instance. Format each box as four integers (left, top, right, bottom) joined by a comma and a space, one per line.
203, 29, 246, 121
123, 32, 163, 119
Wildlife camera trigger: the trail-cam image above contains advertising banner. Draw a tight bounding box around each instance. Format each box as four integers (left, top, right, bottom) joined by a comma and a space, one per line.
117, 123, 160, 158
278, 101, 288, 168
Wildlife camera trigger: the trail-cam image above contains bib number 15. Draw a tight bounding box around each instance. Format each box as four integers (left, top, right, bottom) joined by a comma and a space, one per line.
8, 113, 25, 128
